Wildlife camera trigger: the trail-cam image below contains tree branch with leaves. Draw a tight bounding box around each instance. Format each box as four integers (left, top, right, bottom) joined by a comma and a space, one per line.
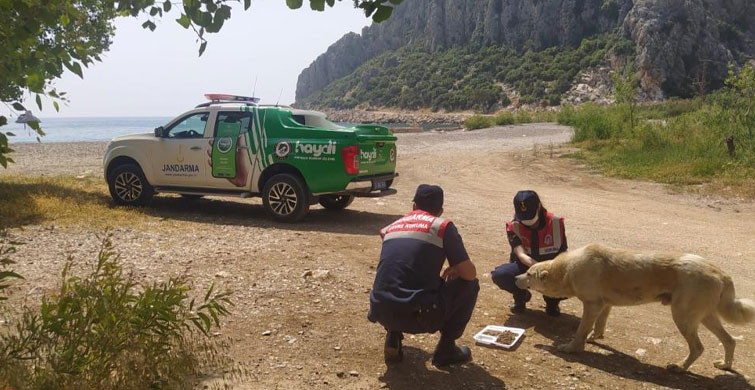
0, 0, 402, 168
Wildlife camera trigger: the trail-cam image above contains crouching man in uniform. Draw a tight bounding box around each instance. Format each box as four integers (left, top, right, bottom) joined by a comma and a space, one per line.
368, 184, 479, 367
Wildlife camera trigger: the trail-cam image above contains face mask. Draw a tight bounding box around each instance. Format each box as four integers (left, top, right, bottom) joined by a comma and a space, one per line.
521, 213, 539, 227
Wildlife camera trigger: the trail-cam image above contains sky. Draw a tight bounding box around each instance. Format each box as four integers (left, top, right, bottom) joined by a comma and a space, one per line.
10, 0, 371, 118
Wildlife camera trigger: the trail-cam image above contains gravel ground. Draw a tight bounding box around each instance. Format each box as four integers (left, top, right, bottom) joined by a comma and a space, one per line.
3, 123, 755, 389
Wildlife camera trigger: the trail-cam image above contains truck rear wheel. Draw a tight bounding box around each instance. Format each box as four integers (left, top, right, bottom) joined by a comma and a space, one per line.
318, 194, 354, 210
108, 164, 154, 206
262, 174, 309, 222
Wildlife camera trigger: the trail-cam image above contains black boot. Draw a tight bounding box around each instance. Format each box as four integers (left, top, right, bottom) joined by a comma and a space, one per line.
545, 301, 561, 317
510, 290, 531, 314
432, 337, 472, 367
509, 301, 527, 314
384, 331, 403, 363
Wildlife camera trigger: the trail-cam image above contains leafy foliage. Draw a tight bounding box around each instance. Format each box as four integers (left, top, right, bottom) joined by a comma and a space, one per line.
463, 115, 495, 130
298, 34, 631, 112
463, 110, 558, 130
0, 233, 233, 389
611, 63, 640, 133
494, 112, 515, 126
559, 64, 755, 193
0, 0, 402, 167
0, 231, 23, 303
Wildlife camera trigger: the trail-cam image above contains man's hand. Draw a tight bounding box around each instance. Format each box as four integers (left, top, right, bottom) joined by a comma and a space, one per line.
441, 260, 476, 281
514, 245, 536, 268
441, 266, 459, 281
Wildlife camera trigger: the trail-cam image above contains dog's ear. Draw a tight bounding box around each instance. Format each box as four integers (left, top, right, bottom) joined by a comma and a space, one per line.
537, 270, 549, 280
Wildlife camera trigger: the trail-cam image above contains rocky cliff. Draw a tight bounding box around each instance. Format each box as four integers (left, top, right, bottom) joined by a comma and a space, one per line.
625, 0, 755, 98
296, 0, 755, 104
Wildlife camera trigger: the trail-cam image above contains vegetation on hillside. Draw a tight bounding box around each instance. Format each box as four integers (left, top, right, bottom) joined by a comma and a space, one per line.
463, 111, 558, 130
298, 34, 633, 112
559, 64, 755, 196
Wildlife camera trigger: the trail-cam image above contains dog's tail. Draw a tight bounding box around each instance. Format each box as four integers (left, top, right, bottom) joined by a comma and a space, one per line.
718, 276, 755, 325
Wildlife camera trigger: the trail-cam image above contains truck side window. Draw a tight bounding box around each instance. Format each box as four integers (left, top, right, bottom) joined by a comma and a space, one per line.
215, 112, 252, 137
291, 115, 307, 126
166, 113, 209, 139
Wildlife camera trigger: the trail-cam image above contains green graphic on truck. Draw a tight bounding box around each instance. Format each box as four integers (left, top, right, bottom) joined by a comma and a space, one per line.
212, 120, 240, 178
104, 94, 399, 222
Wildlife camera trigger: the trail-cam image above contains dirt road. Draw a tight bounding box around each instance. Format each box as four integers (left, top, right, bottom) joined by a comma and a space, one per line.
4, 124, 755, 389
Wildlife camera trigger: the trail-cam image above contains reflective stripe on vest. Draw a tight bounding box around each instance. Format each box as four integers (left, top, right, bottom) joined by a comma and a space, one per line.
381, 212, 449, 248
510, 220, 529, 254
541, 215, 562, 255
510, 213, 562, 256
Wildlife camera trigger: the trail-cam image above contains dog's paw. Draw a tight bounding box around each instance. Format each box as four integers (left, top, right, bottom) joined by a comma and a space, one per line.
587, 332, 604, 342
666, 363, 686, 373
713, 360, 732, 371
557, 342, 583, 354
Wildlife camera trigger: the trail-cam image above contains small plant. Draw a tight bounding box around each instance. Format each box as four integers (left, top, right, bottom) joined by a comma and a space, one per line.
0, 230, 23, 302
558, 104, 577, 125
494, 112, 515, 126
611, 63, 639, 133
566, 103, 623, 141
721, 63, 755, 138
0, 233, 233, 389
515, 111, 533, 124
463, 115, 494, 130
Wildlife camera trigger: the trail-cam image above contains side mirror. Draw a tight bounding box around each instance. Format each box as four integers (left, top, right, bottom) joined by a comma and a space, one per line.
154, 126, 165, 138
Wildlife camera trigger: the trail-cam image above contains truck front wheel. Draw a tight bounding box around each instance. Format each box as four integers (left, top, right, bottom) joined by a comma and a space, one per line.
108, 164, 154, 206
262, 174, 310, 222
318, 194, 354, 210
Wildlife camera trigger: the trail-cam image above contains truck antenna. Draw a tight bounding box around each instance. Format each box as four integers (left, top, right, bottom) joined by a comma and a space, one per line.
252, 75, 258, 98
275, 88, 284, 107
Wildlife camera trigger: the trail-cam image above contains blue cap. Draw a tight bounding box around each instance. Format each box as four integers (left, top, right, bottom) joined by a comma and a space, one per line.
413, 184, 444, 212
513, 190, 540, 220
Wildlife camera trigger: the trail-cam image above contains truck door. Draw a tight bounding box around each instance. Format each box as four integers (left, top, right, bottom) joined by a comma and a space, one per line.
206, 110, 255, 190
152, 111, 212, 187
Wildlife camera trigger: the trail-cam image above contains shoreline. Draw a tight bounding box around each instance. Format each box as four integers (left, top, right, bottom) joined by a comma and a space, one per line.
322, 109, 473, 125
1, 125, 571, 178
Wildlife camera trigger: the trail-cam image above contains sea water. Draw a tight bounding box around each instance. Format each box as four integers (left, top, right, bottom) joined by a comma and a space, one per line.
3, 117, 457, 144
3, 117, 172, 143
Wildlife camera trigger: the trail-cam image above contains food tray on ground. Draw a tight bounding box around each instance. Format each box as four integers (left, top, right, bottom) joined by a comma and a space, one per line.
473, 325, 525, 349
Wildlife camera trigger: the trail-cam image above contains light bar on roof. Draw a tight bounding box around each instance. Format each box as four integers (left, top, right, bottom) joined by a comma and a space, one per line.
204, 93, 260, 103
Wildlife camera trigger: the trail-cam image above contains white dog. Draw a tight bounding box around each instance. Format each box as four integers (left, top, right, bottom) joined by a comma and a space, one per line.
515, 244, 755, 372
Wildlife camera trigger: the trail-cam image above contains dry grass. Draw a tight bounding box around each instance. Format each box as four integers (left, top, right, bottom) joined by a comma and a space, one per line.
0, 175, 154, 229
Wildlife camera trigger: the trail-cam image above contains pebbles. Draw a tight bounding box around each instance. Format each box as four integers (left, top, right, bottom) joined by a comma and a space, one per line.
302, 269, 331, 280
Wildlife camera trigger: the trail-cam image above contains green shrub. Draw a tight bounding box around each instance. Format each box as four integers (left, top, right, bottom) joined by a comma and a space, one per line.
515, 111, 533, 124
530, 110, 559, 123
638, 123, 671, 150
564, 64, 755, 194
0, 233, 232, 390
494, 112, 515, 126
558, 104, 576, 125
567, 103, 623, 141
0, 231, 22, 302
637, 98, 701, 120
464, 115, 494, 130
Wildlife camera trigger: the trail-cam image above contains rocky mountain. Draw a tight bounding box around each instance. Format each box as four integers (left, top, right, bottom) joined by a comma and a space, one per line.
296, 0, 755, 106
